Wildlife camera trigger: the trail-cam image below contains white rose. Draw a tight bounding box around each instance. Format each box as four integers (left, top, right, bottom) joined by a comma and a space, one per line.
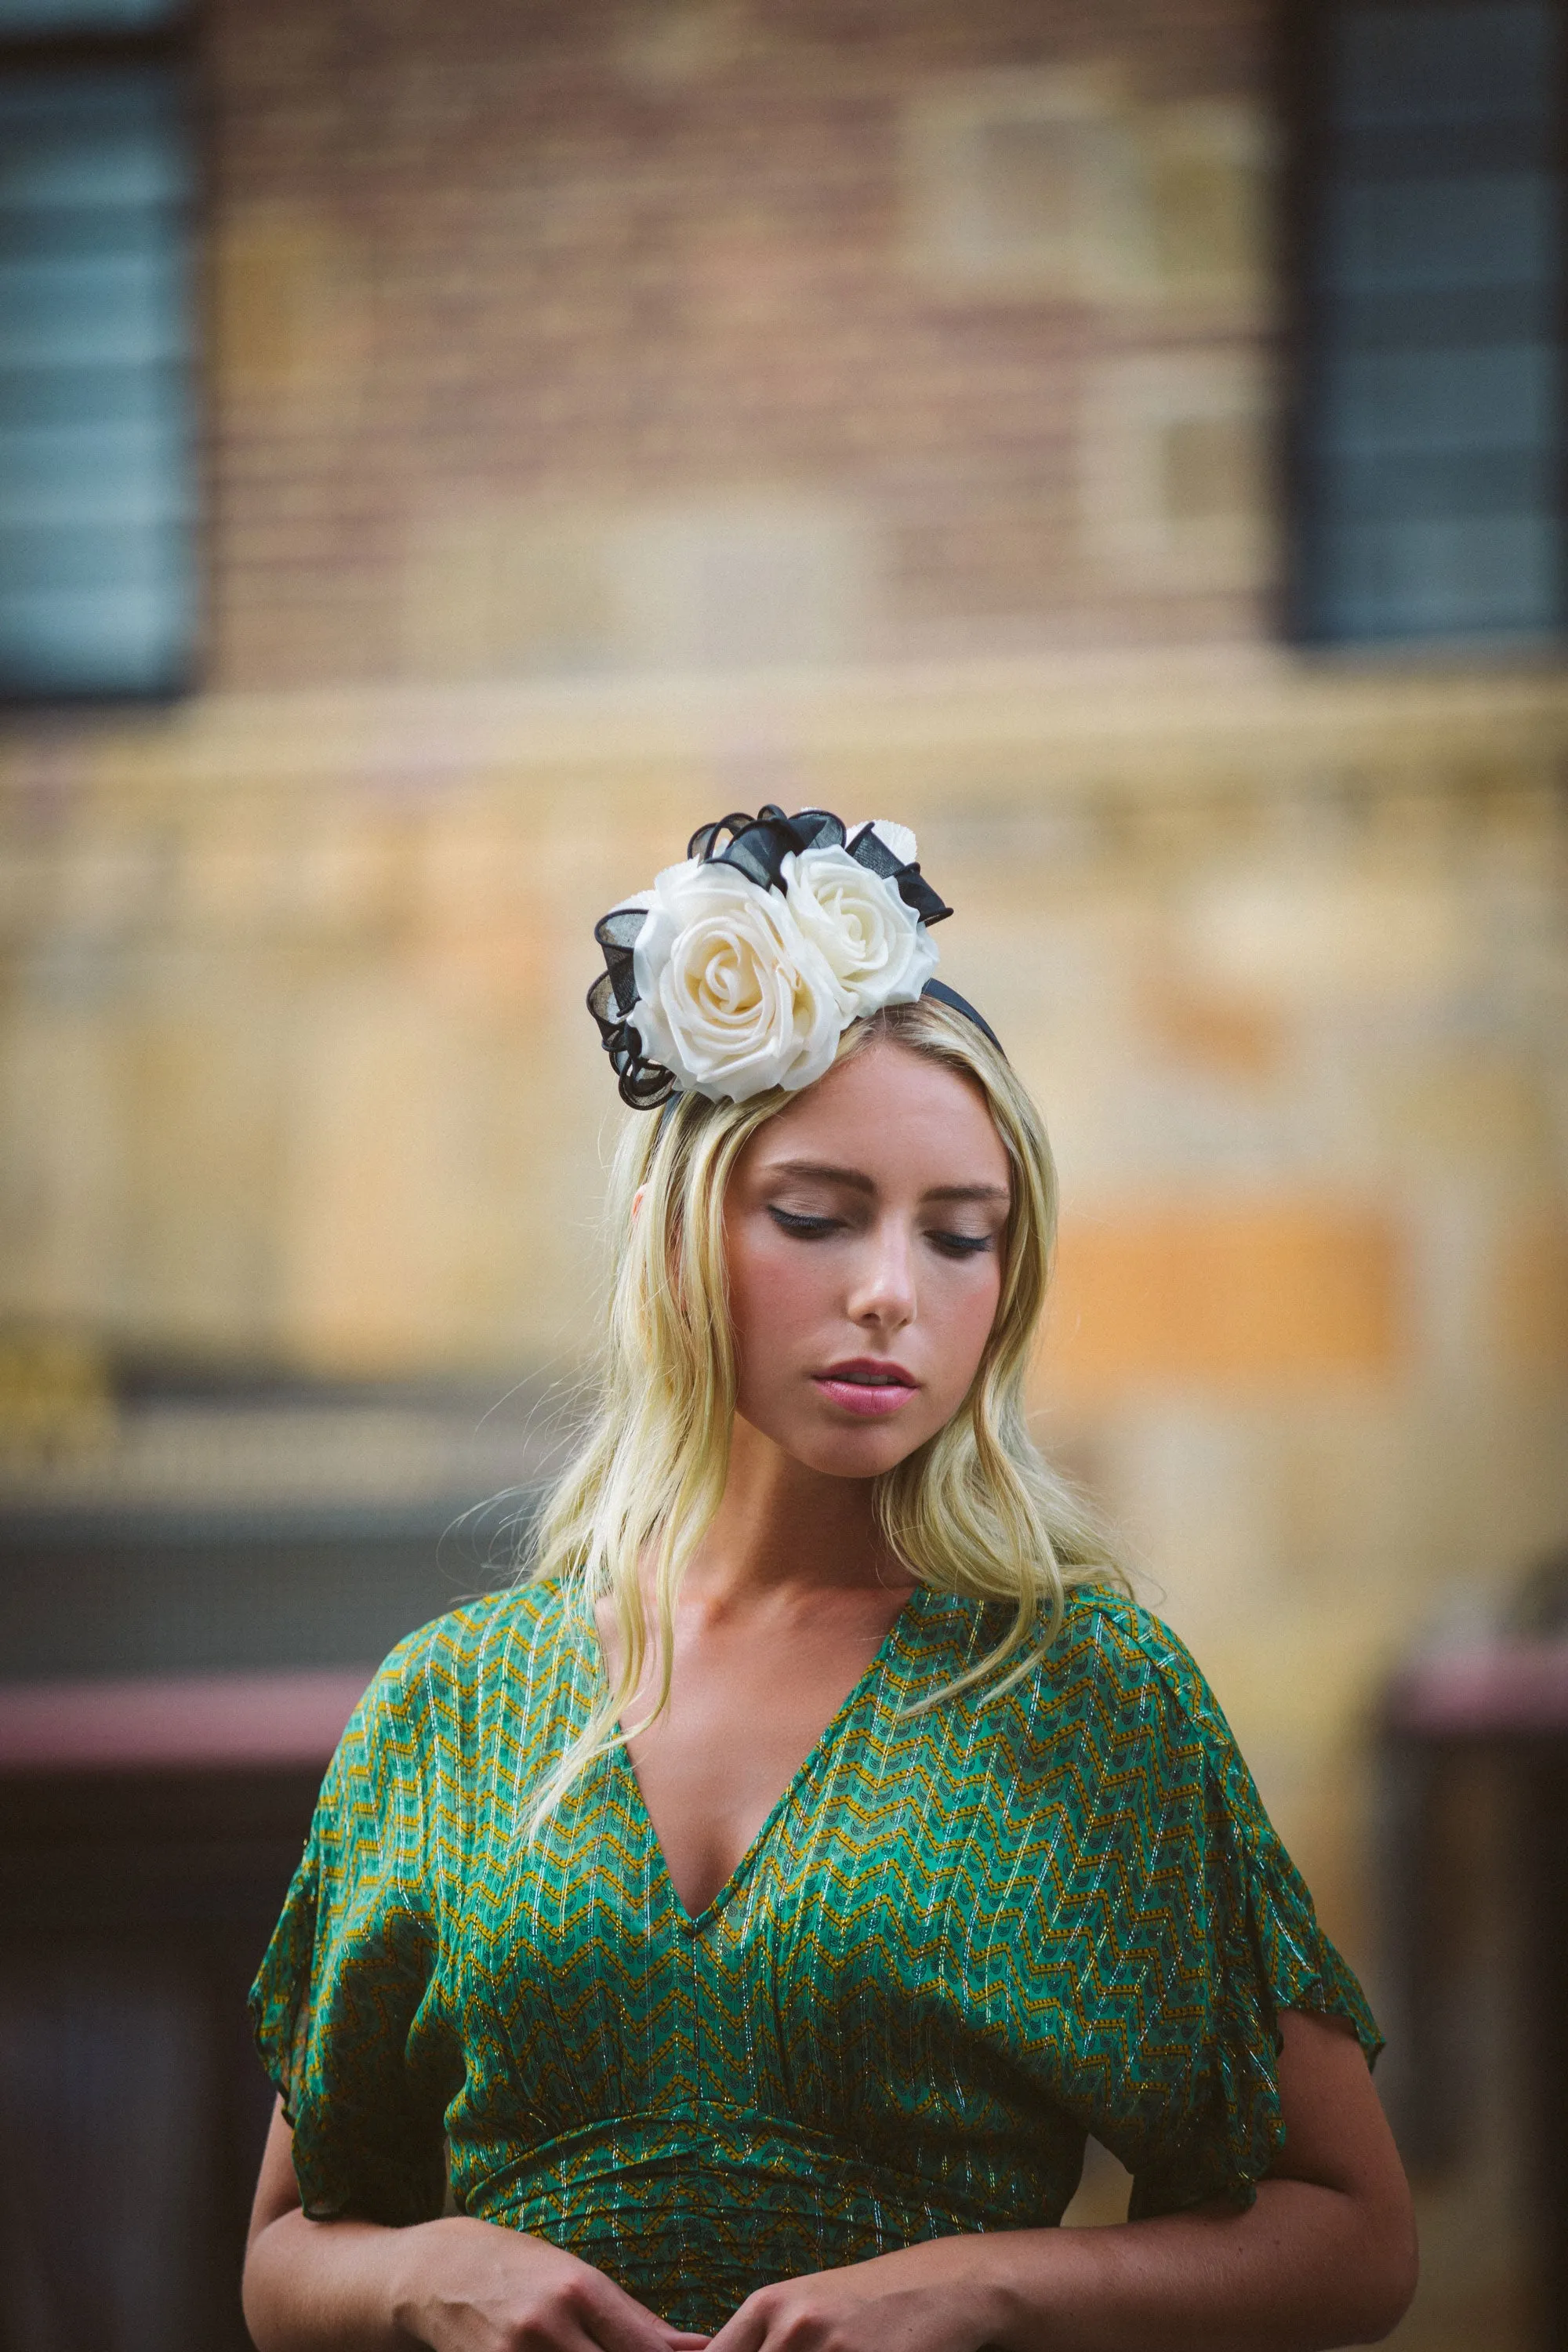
783, 844, 938, 1018
627, 858, 844, 1101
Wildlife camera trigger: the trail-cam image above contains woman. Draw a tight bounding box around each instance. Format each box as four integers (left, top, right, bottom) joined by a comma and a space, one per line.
245, 808, 1417, 2352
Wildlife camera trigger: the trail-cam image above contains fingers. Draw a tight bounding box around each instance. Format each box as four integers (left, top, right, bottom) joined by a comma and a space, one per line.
698, 2301, 767, 2352
402, 2220, 710, 2352
576, 2273, 708, 2352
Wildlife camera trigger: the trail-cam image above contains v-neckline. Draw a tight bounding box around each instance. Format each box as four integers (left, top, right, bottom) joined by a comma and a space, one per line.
591, 1584, 925, 1933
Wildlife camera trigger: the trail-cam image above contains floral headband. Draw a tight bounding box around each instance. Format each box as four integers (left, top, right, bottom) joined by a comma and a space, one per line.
587, 803, 1000, 1109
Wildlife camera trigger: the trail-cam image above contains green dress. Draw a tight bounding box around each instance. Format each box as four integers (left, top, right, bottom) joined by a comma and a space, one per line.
250, 1579, 1380, 2336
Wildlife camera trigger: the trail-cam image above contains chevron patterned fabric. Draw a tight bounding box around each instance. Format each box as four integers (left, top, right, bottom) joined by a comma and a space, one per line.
250, 1580, 1379, 2335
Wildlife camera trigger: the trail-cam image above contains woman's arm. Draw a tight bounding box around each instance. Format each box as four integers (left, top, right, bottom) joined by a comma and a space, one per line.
241, 2100, 709, 2352
704, 2009, 1418, 2352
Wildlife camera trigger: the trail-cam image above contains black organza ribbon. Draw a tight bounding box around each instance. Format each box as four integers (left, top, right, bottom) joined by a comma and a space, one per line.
586, 906, 674, 1109
587, 804, 988, 1109
687, 805, 953, 931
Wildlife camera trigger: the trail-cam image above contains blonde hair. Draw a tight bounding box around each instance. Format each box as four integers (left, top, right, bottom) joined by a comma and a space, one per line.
528, 995, 1124, 1826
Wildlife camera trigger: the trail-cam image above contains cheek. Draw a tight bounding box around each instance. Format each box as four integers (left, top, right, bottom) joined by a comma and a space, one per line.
933, 1266, 1004, 1390
725, 1229, 824, 1379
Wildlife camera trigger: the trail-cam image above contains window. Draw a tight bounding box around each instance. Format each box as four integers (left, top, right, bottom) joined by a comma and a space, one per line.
1286, 0, 1566, 646
0, 0, 197, 699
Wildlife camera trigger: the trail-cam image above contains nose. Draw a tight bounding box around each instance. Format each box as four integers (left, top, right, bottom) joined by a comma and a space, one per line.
845, 1214, 916, 1336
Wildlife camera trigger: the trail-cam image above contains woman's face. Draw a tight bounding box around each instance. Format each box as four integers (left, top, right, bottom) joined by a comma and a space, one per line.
723, 1039, 1011, 1479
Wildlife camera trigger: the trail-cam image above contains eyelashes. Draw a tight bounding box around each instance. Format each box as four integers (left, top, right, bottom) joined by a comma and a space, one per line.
768, 1207, 840, 1239
765, 1205, 994, 1258
928, 1232, 994, 1259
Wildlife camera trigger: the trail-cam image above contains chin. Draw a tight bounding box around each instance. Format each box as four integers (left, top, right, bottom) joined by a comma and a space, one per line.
787, 1419, 936, 1479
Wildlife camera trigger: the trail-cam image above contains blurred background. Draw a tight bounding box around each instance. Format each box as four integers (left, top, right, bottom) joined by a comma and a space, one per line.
0, 0, 1566, 2346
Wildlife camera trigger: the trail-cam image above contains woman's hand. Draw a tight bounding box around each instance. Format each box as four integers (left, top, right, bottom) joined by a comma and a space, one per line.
242, 2100, 708, 2352
704, 2013, 1417, 2352
702, 2240, 1001, 2352
389, 2215, 708, 2352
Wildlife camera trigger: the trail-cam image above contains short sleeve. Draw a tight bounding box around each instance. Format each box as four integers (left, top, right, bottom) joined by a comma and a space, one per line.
1069, 1603, 1382, 2220
249, 1636, 453, 2225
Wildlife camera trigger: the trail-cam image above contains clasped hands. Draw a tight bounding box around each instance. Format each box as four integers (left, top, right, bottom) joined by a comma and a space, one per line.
394, 2220, 1004, 2352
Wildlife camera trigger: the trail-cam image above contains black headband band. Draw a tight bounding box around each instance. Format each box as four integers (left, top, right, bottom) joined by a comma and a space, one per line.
919, 977, 1005, 1055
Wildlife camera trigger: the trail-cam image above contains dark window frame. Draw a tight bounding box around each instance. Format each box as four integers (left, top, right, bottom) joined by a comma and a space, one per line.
1279, 0, 1568, 653
0, 0, 205, 710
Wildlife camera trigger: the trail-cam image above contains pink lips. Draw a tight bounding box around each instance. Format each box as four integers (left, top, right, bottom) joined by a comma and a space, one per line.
811, 1358, 920, 1419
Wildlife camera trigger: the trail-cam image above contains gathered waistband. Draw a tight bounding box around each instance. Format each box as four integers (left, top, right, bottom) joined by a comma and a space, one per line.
455, 2101, 1039, 2238
452, 2104, 1046, 2334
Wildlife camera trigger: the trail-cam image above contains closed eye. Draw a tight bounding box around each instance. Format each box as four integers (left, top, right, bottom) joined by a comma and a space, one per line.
927, 1230, 994, 1259
768, 1206, 844, 1240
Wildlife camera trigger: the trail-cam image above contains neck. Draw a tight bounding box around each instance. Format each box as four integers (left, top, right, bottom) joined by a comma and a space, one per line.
683, 1414, 908, 1611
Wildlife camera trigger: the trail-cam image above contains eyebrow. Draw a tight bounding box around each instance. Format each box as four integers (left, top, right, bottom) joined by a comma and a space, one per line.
765, 1158, 1010, 1207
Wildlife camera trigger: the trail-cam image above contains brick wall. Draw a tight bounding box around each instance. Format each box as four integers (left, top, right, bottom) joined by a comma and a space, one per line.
206, 0, 1276, 687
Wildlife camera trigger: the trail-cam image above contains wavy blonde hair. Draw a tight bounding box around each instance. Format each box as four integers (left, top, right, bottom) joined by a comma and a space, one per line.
528, 994, 1124, 1825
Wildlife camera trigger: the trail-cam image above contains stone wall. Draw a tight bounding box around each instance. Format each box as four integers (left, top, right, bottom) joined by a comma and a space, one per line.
5, 659, 1564, 1879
